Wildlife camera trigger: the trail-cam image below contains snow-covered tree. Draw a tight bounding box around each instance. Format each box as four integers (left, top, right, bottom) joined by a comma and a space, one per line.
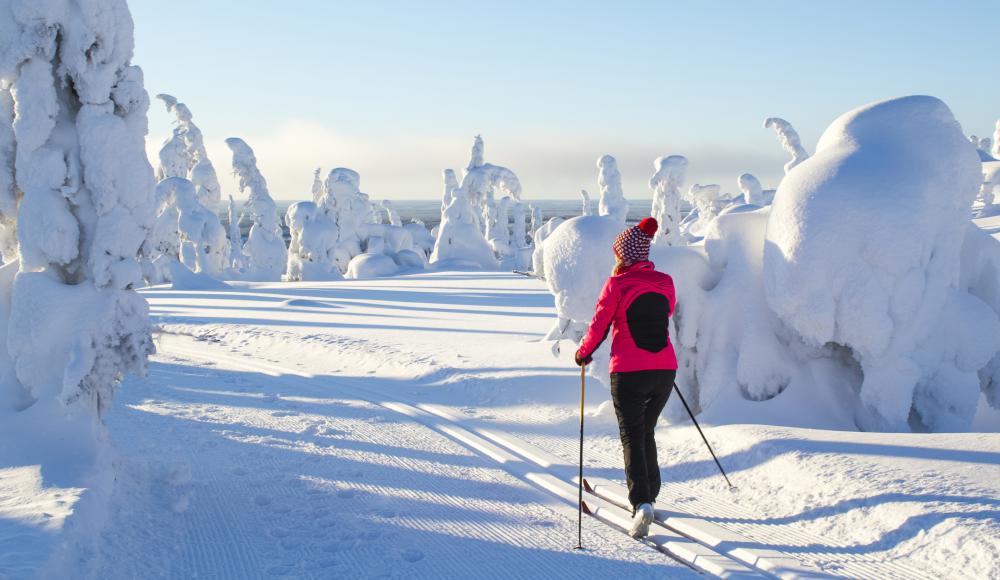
382, 200, 402, 227
458, 135, 522, 217
285, 201, 340, 281
649, 155, 688, 246
488, 196, 513, 258
0, 87, 19, 263
738, 173, 765, 206
530, 205, 543, 237
225, 138, 286, 280
157, 94, 221, 206
597, 155, 628, 222
150, 95, 228, 280
225, 195, 244, 271
764, 117, 810, 174
1, 0, 155, 418
311, 167, 323, 204
443, 168, 460, 210
320, 167, 370, 263
157, 178, 228, 277
430, 170, 498, 270
580, 189, 594, 216
993, 120, 1000, 159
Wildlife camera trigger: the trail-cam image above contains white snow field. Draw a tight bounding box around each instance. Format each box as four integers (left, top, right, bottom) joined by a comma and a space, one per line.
1, 266, 990, 578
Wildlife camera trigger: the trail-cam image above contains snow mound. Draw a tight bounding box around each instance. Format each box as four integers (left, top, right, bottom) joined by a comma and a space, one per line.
168, 262, 232, 291
346, 253, 399, 279
764, 95, 1000, 431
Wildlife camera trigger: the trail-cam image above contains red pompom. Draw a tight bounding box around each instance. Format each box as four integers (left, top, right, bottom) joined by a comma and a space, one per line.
637, 217, 658, 237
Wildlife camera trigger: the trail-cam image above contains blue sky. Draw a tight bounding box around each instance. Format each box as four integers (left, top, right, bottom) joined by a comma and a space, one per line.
132, 0, 1000, 200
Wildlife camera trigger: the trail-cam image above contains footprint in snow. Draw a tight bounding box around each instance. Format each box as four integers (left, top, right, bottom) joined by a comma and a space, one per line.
336, 488, 356, 499
254, 495, 273, 506
266, 565, 292, 576
402, 549, 424, 563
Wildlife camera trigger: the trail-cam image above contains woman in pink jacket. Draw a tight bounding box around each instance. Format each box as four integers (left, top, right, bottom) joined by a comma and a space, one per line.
574, 217, 676, 539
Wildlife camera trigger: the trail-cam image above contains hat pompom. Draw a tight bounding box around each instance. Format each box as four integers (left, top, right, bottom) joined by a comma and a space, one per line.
638, 217, 658, 237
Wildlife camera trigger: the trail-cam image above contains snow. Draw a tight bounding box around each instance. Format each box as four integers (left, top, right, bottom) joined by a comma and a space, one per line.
0, 11, 997, 573
345, 251, 400, 279
3, 271, 980, 578
765, 95, 1000, 432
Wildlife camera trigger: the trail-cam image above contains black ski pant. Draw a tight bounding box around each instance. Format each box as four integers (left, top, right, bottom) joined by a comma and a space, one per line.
610, 369, 675, 510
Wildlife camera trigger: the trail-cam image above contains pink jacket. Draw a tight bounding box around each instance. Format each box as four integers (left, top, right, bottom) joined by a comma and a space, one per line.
576, 261, 678, 373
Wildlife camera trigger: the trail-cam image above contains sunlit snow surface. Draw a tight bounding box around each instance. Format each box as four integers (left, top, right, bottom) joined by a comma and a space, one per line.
3, 268, 999, 577
96, 271, 1000, 577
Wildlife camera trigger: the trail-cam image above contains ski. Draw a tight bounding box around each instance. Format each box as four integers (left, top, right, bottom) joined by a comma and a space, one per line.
582, 477, 826, 579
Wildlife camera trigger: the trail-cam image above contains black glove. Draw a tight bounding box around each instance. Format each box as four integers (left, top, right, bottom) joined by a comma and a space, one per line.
574, 350, 593, 367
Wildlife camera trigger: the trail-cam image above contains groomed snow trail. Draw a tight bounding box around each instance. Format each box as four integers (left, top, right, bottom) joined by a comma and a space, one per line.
96, 284, 697, 577
92, 271, 1000, 579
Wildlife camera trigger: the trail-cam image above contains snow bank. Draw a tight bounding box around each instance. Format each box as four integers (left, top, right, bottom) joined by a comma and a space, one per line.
346, 252, 399, 279
765, 95, 1000, 431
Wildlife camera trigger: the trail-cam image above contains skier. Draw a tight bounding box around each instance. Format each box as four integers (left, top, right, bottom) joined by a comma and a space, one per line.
574, 217, 677, 539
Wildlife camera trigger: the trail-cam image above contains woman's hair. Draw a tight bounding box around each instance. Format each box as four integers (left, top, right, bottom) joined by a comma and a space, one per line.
613, 257, 632, 276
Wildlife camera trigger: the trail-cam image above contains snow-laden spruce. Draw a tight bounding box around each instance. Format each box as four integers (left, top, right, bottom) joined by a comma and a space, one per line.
157, 178, 228, 278
0, 88, 17, 264
458, 135, 522, 217
150, 95, 228, 280
285, 201, 341, 281
764, 95, 1000, 431
764, 117, 809, 174
431, 168, 498, 270
596, 155, 628, 222
580, 189, 594, 216
0, 0, 155, 420
225, 138, 287, 280
649, 155, 687, 246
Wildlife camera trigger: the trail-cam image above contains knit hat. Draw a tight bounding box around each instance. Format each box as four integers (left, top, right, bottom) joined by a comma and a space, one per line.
613, 217, 658, 263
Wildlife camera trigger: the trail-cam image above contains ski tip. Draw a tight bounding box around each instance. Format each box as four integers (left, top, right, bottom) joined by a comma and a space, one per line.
582, 478, 594, 493
581, 501, 593, 515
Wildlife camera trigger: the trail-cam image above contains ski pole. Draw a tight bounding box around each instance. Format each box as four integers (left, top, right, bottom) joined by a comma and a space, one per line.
672, 382, 737, 491
574, 364, 586, 550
